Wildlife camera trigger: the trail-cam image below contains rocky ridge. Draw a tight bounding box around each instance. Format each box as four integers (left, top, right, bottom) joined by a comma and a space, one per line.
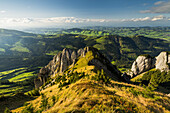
34, 47, 121, 88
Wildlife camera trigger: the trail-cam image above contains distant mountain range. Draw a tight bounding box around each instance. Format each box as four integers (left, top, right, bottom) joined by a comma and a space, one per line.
0, 28, 169, 71
23, 27, 170, 41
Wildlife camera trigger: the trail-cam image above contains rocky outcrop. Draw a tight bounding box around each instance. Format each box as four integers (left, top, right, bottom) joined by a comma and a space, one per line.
131, 55, 155, 76
34, 47, 121, 88
130, 51, 170, 77
155, 52, 170, 72
34, 68, 49, 89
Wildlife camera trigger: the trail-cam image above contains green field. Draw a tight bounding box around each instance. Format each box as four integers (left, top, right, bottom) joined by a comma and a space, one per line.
0, 67, 40, 96
32, 27, 170, 41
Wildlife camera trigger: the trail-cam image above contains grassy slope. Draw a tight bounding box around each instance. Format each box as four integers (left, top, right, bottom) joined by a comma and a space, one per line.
12, 50, 170, 113
130, 69, 170, 94
13, 78, 170, 113
131, 68, 157, 82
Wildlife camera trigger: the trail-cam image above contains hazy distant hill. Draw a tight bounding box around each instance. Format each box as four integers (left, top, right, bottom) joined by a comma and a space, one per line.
0, 28, 169, 71
24, 27, 170, 41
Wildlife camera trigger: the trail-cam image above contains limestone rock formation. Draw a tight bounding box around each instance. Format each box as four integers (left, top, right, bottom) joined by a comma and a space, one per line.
34, 47, 121, 88
155, 52, 170, 72
130, 51, 170, 77
131, 55, 155, 76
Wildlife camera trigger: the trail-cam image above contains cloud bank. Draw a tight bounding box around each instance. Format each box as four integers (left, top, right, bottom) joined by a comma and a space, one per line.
0, 17, 120, 28
0, 16, 169, 28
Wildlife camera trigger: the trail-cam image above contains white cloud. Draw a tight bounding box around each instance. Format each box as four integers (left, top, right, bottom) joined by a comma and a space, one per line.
151, 15, 165, 21
130, 17, 151, 22
140, 1, 170, 13
0, 10, 6, 13
123, 15, 169, 22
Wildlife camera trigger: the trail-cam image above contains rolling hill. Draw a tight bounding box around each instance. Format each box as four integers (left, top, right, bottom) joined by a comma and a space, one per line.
24, 27, 170, 41
0, 28, 169, 106
7, 47, 170, 113
0, 28, 169, 71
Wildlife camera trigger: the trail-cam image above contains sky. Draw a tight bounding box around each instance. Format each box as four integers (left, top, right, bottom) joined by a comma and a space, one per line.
0, 0, 170, 29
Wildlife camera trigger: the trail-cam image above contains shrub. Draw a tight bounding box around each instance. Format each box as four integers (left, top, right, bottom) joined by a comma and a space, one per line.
24, 102, 29, 106
58, 71, 87, 88
40, 94, 48, 110
21, 104, 34, 113
0, 80, 14, 85
92, 69, 111, 84
28, 89, 40, 96
0, 94, 6, 101
140, 70, 170, 90
4, 107, 11, 113
52, 95, 56, 106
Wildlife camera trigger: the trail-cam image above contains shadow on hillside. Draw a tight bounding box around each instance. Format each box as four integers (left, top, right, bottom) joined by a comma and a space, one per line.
0, 92, 35, 113
130, 81, 170, 94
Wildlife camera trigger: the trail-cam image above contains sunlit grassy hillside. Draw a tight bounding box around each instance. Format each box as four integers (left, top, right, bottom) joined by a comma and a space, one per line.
12, 78, 170, 113
11, 49, 170, 113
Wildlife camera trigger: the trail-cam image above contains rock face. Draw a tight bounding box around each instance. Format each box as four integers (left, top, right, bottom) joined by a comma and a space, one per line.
130, 51, 170, 77
131, 55, 155, 76
155, 52, 170, 72
34, 47, 121, 88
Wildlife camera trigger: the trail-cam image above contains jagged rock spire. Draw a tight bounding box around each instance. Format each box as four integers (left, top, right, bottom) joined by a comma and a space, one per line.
34, 46, 122, 89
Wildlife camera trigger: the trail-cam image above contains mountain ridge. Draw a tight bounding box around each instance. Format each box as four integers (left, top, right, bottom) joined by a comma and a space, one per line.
34, 46, 122, 89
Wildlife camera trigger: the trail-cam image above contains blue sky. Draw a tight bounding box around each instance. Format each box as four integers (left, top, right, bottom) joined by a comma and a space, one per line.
0, 0, 170, 28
